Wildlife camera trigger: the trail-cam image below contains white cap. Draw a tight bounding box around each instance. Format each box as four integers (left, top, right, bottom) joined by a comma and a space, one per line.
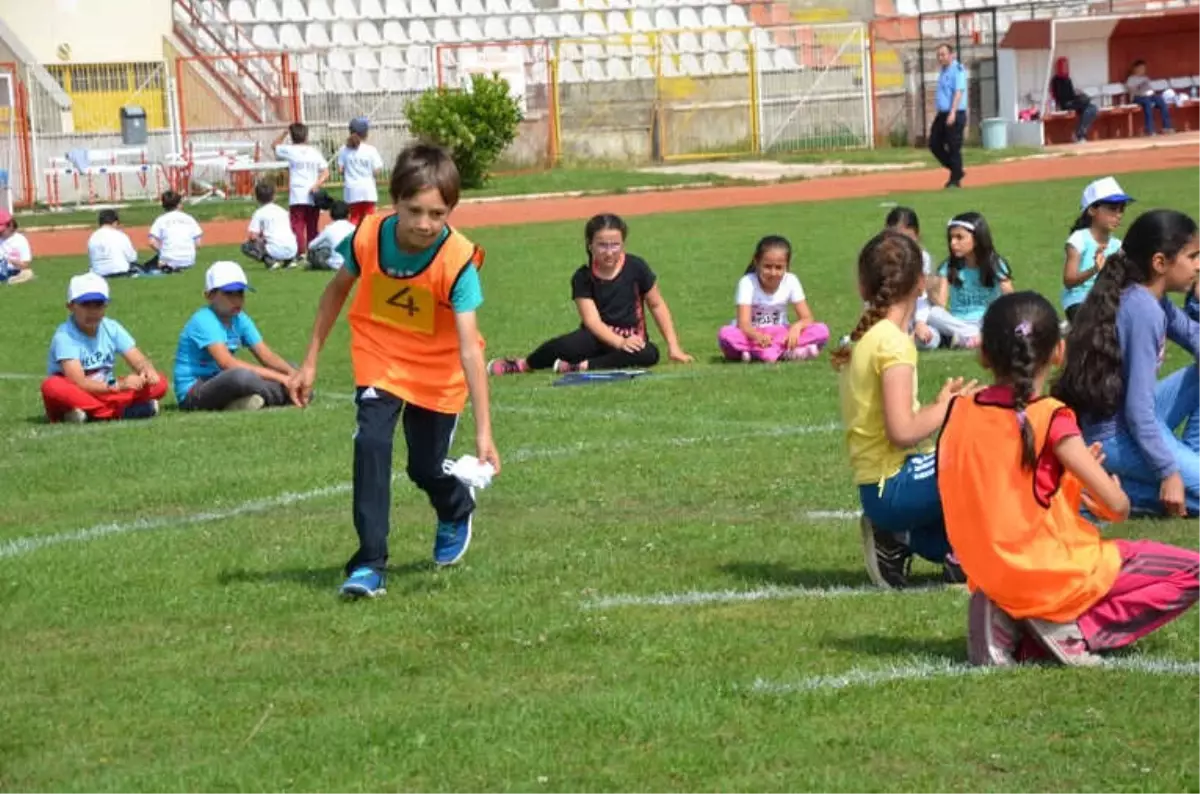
204, 260, 254, 293
67, 272, 110, 304
1081, 177, 1134, 211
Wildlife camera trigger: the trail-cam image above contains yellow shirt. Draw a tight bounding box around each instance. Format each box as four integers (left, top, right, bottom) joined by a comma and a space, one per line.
838, 319, 932, 485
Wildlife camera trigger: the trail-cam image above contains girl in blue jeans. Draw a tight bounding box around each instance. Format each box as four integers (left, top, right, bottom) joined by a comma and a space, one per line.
1055, 209, 1200, 517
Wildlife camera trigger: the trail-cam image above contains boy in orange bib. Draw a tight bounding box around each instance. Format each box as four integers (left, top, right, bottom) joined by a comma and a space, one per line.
939, 291, 1197, 666
291, 144, 500, 599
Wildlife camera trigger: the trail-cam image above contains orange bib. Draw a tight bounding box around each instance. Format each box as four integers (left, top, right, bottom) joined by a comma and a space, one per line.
347, 214, 485, 414
937, 395, 1121, 622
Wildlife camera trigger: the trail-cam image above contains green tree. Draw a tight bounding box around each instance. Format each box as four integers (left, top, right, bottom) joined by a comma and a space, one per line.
406, 73, 524, 189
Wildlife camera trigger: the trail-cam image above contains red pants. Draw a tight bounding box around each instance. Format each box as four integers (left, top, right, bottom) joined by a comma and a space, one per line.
1077, 539, 1199, 651
41, 375, 168, 422
289, 204, 320, 254
348, 201, 376, 225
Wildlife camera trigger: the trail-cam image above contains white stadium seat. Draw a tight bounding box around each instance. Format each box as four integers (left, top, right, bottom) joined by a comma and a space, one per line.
383, 20, 408, 43
678, 7, 701, 27
582, 58, 605, 80
409, 19, 433, 42
380, 46, 406, 67
411, 0, 435, 16
433, 18, 460, 41
309, 0, 335, 19
354, 47, 379, 68
483, 16, 507, 38
605, 11, 629, 33
630, 10, 653, 30
351, 68, 377, 92
385, 0, 409, 15
360, 0, 383, 15
510, 16, 533, 38
654, 9, 677, 28
228, 0, 254, 22
725, 5, 747, 25
356, 21, 381, 44
605, 57, 630, 80
251, 24, 279, 48
558, 13, 582, 36
511, 0, 533, 10
702, 52, 727, 75
327, 49, 353, 70
485, 0, 509, 11
378, 68, 405, 90
299, 70, 321, 93
727, 50, 748, 72
631, 56, 654, 79
435, 0, 461, 14
279, 23, 306, 48
254, 0, 282, 21
678, 31, 701, 53
459, 17, 484, 40
558, 61, 582, 83
331, 20, 356, 45
281, 0, 308, 19
334, 0, 361, 18
304, 21, 331, 46
534, 15, 557, 36
679, 53, 701, 75
701, 30, 725, 52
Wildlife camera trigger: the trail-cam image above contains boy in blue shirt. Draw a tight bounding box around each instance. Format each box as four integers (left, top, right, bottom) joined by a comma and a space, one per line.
41, 272, 166, 423
174, 261, 298, 411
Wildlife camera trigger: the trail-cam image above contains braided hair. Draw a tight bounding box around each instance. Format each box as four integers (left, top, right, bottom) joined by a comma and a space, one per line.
831, 230, 925, 371
980, 292, 1061, 469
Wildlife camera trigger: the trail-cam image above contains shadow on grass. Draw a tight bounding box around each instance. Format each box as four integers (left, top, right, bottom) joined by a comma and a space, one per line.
219, 559, 435, 591
823, 632, 967, 661
719, 560, 949, 590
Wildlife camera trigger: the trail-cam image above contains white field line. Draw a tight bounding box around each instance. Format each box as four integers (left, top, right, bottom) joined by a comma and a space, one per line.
749, 656, 1200, 695
0, 422, 838, 561
0, 372, 41, 380
581, 580, 954, 610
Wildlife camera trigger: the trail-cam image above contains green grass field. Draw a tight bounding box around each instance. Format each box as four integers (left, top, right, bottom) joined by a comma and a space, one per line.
15, 167, 744, 230
2, 168, 1198, 792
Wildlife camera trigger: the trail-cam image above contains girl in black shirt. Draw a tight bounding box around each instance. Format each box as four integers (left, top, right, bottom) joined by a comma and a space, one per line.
488, 214, 693, 375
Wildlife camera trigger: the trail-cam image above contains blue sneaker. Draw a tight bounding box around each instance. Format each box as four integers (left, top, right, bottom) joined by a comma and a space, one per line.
339, 567, 385, 599
433, 513, 473, 566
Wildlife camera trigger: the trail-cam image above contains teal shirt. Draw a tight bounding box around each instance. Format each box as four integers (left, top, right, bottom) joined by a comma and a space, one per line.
1062, 229, 1121, 310
937, 257, 1011, 323
337, 219, 483, 313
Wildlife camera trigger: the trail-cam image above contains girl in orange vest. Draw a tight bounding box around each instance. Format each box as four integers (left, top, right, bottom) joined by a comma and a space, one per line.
290, 143, 500, 600
832, 230, 977, 589
939, 291, 1198, 667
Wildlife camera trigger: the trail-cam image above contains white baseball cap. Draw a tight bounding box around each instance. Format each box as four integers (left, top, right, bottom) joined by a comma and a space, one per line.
204, 260, 254, 293
1081, 177, 1135, 211
67, 272, 110, 304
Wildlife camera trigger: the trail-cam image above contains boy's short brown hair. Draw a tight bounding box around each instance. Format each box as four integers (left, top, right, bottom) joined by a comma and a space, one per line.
389, 143, 460, 209
289, 122, 309, 143
254, 180, 276, 205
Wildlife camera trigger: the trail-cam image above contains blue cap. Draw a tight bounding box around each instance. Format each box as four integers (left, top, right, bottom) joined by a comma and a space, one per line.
349, 116, 369, 135
218, 281, 249, 293
74, 292, 109, 303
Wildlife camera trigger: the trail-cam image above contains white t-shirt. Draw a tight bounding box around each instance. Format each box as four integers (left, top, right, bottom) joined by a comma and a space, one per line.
248, 203, 299, 258
308, 219, 356, 268
734, 271, 806, 328
87, 226, 138, 277
337, 143, 384, 204
275, 143, 327, 206
1, 232, 32, 267
915, 249, 933, 323
149, 210, 203, 269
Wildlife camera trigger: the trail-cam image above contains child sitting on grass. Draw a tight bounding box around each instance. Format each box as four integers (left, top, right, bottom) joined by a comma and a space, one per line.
488, 213, 692, 375
927, 211, 1014, 348
716, 235, 830, 363
147, 190, 203, 273
0, 209, 34, 285
87, 209, 142, 278
173, 261, 298, 412
241, 181, 299, 270
41, 273, 166, 423
306, 200, 356, 270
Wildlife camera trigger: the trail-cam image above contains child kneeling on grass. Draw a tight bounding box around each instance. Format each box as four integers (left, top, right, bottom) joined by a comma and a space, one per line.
241, 181, 299, 270
41, 273, 166, 423
487, 213, 692, 375
939, 291, 1197, 667
173, 261, 298, 412
833, 230, 976, 589
291, 143, 500, 600
306, 200, 356, 270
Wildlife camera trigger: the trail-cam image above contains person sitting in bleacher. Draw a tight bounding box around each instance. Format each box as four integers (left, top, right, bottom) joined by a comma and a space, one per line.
1050, 57, 1099, 143
1125, 60, 1174, 137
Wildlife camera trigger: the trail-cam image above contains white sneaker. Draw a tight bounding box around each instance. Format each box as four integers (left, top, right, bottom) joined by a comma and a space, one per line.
1025, 618, 1102, 666
224, 394, 266, 411
63, 408, 87, 424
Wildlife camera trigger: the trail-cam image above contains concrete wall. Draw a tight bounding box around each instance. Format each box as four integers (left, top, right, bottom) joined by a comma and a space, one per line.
0, 0, 170, 64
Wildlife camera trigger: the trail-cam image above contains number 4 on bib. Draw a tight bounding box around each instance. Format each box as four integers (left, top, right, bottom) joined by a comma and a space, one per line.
369, 277, 437, 334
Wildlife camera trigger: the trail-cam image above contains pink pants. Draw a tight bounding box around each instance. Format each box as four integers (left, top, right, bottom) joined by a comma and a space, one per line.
717, 323, 830, 363
1076, 539, 1199, 651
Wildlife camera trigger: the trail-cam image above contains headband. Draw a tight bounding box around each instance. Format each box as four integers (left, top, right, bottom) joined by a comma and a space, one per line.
947, 219, 976, 232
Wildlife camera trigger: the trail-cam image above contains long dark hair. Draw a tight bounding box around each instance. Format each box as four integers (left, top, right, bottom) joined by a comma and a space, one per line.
944, 211, 1006, 288
981, 292, 1061, 470
885, 206, 920, 235
584, 213, 628, 261
744, 235, 792, 275
831, 231, 925, 371
1053, 209, 1199, 419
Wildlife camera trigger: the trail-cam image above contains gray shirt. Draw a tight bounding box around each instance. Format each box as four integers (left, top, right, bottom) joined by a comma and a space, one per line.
1126, 74, 1154, 97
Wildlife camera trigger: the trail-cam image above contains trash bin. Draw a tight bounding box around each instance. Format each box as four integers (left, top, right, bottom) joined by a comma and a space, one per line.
980, 117, 1008, 150
119, 105, 147, 146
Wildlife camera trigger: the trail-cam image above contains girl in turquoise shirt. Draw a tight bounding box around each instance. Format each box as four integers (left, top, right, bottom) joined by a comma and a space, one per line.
927, 211, 1014, 348
1062, 177, 1133, 324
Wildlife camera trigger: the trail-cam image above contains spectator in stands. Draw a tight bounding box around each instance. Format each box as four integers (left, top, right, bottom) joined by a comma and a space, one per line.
241, 181, 299, 270
273, 121, 329, 260
87, 209, 142, 278
307, 200, 355, 270
929, 43, 968, 189
41, 273, 166, 423
1050, 57, 1098, 143
0, 209, 34, 285
146, 190, 203, 273
174, 261, 298, 412
1125, 60, 1174, 136
337, 117, 385, 225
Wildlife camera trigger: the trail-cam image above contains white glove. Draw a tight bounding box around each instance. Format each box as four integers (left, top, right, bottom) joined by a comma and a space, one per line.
442, 455, 496, 490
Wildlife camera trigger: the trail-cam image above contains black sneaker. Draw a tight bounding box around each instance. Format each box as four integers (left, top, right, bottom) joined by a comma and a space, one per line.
942, 553, 967, 585
860, 516, 912, 589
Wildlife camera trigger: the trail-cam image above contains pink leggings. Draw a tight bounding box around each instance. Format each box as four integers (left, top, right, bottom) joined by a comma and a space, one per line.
1077, 539, 1199, 651
717, 323, 830, 363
